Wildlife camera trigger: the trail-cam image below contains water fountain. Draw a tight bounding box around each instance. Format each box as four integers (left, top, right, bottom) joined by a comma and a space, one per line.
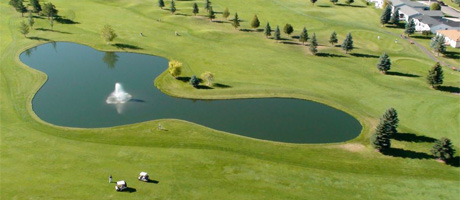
106, 83, 132, 104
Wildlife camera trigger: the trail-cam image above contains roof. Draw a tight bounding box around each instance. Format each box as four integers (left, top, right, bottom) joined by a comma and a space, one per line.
420, 10, 444, 18
390, 0, 406, 7
117, 180, 126, 185
414, 15, 442, 26
399, 5, 422, 17
402, 0, 427, 8
437, 30, 460, 42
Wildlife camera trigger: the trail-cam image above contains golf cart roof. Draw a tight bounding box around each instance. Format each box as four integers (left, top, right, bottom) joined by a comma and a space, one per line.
140, 172, 148, 176
117, 180, 126, 185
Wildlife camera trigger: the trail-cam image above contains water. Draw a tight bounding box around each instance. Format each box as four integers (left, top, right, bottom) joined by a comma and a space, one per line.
20, 42, 361, 143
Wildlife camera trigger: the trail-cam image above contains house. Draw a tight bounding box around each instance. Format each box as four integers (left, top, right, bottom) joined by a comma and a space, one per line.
436, 30, 460, 48
398, 5, 422, 22
431, 19, 460, 33
413, 15, 442, 32
419, 10, 444, 18
403, 0, 429, 10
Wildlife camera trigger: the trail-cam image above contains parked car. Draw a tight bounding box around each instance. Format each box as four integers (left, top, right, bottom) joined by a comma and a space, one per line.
138, 172, 150, 182
115, 180, 127, 191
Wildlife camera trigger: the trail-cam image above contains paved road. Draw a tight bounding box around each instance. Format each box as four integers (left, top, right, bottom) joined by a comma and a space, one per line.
419, 0, 460, 18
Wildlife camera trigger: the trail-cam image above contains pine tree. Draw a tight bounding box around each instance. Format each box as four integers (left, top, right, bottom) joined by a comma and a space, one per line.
193, 3, 199, 16
376, 52, 391, 74
345, 0, 354, 5
432, 35, 446, 56
19, 20, 29, 37
158, 0, 165, 9
309, 33, 318, 55
283, 24, 294, 36
42, 2, 58, 19
371, 118, 392, 151
426, 62, 443, 88
170, 0, 176, 14
390, 8, 400, 25
205, 0, 211, 12
329, 31, 338, 46
380, 5, 392, 25
311, 0, 318, 6
222, 7, 230, 19
342, 33, 353, 54
250, 14, 260, 30
30, 0, 42, 13
28, 11, 35, 29
330, 0, 338, 4
15, 0, 27, 17
208, 6, 215, 21
232, 13, 240, 29
382, 108, 398, 135
405, 19, 415, 36
431, 137, 456, 162
190, 75, 199, 88
274, 25, 281, 41
264, 22, 272, 38
299, 27, 309, 45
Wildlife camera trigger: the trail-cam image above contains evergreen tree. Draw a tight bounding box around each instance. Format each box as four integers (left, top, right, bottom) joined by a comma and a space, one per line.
382, 108, 398, 135
309, 33, 318, 55
193, 3, 199, 16
380, 5, 392, 25
232, 13, 240, 29
49, 18, 54, 30
251, 14, 260, 30
42, 2, 58, 19
264, 22, 272, 38
101, 24, 117, 44
376, 52, 391, 74
9, 0, 19, 7
19, 20, 29, 37
274, 25, 281, 41
30, 0, 42, 13
432, 35, 446, 56
390, 8, 400, 25
431, 137, 456, 162
405, 19, 415, 36
371, 118, 392, 151
330, 0, 338, 4
208, 6, 215, 21
311, 0, 318, 6
222, 7, 230, 19
299, 27, 309, 45
170, 0, 176, 14
205, 0, 211, 12
283, 23, 293, 36
28, 11, 35, 29
426, 62, 443, 88
341, 32, 353, 54
345, 0, 354, 5
329, 31, 338, 46
190, 75, 199, 88
15, 0, 27, 17
158, 0, 165, 9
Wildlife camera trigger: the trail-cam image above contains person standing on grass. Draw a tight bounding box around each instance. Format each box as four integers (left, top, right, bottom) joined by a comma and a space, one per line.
109, 175, 112, 183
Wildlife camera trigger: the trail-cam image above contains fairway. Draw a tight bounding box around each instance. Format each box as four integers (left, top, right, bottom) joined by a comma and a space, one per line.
1, 0, 459, 199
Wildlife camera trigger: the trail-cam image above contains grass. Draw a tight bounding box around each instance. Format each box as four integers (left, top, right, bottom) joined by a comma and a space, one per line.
1, 0, 459, 199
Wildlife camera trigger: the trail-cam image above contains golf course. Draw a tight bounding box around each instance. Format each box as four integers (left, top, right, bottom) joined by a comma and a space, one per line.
1, 0, 459, 199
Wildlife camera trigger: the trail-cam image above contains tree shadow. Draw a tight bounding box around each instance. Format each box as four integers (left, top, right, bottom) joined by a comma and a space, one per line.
410, 35, 432, 40
123, 187, 137, 193
196, 85, 213, 89
28, 36, 51, 41
212, 20, 230, 24
386, 71, 420, 78
336, 3, 366, 7
239, 28, 257, 32
318, 4, 332, 7
381, 148, 433, 159
176, 77, 191, 82
256, 28, 264, 32
147, 179, 160, 184
316, 53, 345, 58
437, 86, 460, 94
392, 132, 436, 143
291, 35, 300, 39
350, 53, 379, 58
446, 156, 460, 168
281, 41, 302, 45
55, 17, 79, 24
443, 51, 460, 59
213, 83, 231, 88
112, 43, 143, 50
176, 13, 190, 16
35, 28, 72, 34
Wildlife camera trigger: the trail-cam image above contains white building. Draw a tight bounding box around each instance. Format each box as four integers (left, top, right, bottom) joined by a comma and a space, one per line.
413, 15, 441, 32
436, 30, 460, 48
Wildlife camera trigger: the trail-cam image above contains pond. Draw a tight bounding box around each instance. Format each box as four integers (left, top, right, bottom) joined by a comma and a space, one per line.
20, 42, 361, 143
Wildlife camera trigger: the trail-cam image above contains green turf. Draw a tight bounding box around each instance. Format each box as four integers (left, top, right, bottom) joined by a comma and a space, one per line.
1, 0, 459, 199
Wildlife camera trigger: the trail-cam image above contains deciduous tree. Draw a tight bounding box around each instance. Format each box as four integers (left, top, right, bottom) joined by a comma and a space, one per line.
101, 24, 117, 44
168, 60, 182, 78
42, 2, 58, 19
283, 23, 293, 36
329, 31, 338, 46
201, 71, 214, 86
30, 0, 42, 13
430, 2, 441, 10
222, 7, 230, 19
251, 14, 260, 30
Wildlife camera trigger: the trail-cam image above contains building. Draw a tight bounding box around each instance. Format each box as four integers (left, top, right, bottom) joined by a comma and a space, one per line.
436, 30, 460, 48
398, 5, 422, 22
413, 15, 441, 32
431, 19, 460, 33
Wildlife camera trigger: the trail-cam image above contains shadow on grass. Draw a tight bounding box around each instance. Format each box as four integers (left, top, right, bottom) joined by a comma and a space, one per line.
291, 36, 300, 39
123, 187, 137, 193
176, 77, 190, 82
55, 17, 79, 24
410, 35, 432, 40
35, 28, 72, 34
176, 13, 191, 17
386, 71, 420, 78
147, 179, 160, 184
318, 4, 332, 7
316, 53, 345, 58
350, 53, 379, 58
213, 83, 231, 88
336, 3, 366, 7
444, 51, 460, 59
392, 132, 436, 143
28, 36, 51, 41
113, 43, 143, 50
446, 156, 460, 168
212, 20, 230, 24
281, 41, 302, 45
437, 86, 460, 94
196, 85, 213, 89
381, 148, 433, 159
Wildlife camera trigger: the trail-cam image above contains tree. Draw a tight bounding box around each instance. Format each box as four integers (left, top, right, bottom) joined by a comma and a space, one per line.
309, 33, 318, 55
193, 3, 199, 16
158, 0, 165, 9
30, 0, 42, 13
380, 5, 391, 25
431, 137, 456, 162
431, 35, 446, 56
382, 0, 389, 9
207, 6, 215, 21
170, 0, 176, 14
201, 71, 214, 86
430, 2, 441, 10
426, 62, 443, 88
205, 0, 211, 12
345, 0, 354, 5
283, 23, 293, 36
28, 11, 35, 29
222, 7, 230, 19
390, 8, 400, 25
299, 27, 309, 45
382, 108, 398, 135
376, 52, 391, 74
49, 18, 54, 30
341, 32, 353, 54
101, 24, 117, 44
232, 13, 240, 29
9, 0, 19, 7
422, 30, 432, 37
274, 25, 281, 41
329, 31, 338, 46
371, 118, 392, 151
311, 0, 318, 6
168, 60, 182, 78
19, 21, 29, 38
42, 2, 58, 19
15, 0, 27, 17
330, 0, 338, 4
190, 75, 199, 88
264, 22, 272, 38
405, 19, 415, 36
251, 14, 260, 30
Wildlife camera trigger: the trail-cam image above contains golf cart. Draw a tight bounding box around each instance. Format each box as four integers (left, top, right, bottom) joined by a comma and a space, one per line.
115, 180, 127, 191
138, 172, 150, 182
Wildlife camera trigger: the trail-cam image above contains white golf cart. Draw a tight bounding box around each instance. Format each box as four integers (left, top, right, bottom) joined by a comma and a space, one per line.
115, 180, 127, 191
138, 172, 150, 182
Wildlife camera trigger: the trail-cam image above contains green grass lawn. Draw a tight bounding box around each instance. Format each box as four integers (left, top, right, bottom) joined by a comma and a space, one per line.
1, 0, 459, 199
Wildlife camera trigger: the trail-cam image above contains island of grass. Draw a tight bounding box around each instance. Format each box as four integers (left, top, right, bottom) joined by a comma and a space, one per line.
1, 0, 459, 199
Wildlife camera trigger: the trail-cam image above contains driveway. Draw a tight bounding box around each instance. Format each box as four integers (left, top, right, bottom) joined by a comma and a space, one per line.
418, 0, 460, 18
